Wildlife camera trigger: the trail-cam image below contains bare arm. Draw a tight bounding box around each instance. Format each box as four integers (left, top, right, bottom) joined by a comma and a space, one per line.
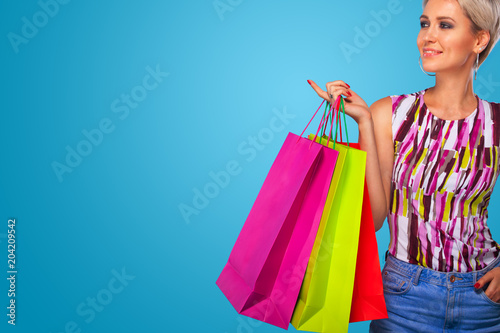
308, 80, 393, 231
360, 97, 393, 231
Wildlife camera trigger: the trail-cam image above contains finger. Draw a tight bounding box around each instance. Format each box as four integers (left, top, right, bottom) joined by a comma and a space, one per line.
325, 81, 352, 100
325, 80, 351, 91
484, 284, 500, 302
476, 271, 495, 289
324, 88, 344, 105
484, 278, 500, 302
347, 88, 360, 98
307, 80, 329, 101
328, 87, 352, 99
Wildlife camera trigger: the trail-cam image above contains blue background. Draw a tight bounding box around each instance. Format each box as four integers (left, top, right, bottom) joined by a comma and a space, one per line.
2, 0, 500, 332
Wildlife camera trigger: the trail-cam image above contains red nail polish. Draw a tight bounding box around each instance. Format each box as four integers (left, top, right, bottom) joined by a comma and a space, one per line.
474, 283, 480, 289
346, 83, 351, 88
307, 80, 312, 85
347, 91, 352, 97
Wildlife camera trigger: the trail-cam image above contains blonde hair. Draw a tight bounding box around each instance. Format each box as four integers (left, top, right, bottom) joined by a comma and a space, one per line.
422, 0, 500, 66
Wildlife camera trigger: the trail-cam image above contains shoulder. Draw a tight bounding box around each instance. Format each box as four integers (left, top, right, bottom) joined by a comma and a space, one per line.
370, 96, 392, 113
481, 98, 500, 109
368, 97, 393, 138
369, 91, 424, 136
370, 91, 422, 116
478, 97, 500, 117
479, 98, 500, 127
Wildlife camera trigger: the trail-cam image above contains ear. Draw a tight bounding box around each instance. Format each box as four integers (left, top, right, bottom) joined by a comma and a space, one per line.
476, 30, 490, 53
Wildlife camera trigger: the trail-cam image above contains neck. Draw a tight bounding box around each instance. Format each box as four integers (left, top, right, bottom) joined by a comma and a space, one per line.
428, 65, 476, 111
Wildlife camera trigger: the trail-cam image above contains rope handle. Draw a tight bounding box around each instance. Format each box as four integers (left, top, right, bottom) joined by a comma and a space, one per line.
334, 96, 349, 146
312, 96, 340, 147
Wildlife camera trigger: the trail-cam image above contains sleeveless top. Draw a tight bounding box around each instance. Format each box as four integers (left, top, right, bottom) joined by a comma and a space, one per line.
389, 89, 500, 272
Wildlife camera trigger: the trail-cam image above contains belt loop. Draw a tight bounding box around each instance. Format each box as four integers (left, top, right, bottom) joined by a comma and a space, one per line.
413, 266, 423, 286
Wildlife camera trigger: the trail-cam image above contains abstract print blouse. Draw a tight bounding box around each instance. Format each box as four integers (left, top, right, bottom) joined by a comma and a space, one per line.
389, 90, 500, 272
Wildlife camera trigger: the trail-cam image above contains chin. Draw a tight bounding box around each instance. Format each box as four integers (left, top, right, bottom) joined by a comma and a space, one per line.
421, 60, 444, 74
423, 66, 439, 73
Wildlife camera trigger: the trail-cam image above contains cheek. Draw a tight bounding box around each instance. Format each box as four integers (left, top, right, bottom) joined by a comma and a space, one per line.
443, 36, 473, 56
416, 33, 424, 48
442, 31, 476, 53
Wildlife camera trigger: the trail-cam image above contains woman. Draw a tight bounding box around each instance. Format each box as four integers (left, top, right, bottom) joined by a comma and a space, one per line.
309, 0, 500, 331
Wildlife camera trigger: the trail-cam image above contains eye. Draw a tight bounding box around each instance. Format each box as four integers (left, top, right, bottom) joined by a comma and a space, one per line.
420, 20, 429, 28
440, 22, 453, 29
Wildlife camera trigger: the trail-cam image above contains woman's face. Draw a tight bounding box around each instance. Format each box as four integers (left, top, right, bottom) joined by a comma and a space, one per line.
417, 0, 478, 75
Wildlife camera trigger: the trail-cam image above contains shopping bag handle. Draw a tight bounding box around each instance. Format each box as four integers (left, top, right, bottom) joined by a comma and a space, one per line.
298, 99, 326, 139
318, 99, 336, 146
312, 96, 339, 147
297, 95, 349, 148
313, 96, 349, 149
334, 96, 349, 146
313, 96, 346, 149
299, 98, 339, 138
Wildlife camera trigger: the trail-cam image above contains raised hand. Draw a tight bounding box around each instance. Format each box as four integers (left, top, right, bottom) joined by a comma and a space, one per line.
307, 79, 371, 125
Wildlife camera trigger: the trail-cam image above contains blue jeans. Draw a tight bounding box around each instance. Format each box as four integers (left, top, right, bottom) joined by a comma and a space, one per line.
369, 252, 500, 333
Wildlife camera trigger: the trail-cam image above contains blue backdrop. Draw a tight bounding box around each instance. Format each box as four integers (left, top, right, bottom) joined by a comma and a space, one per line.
2, 1, 500, 332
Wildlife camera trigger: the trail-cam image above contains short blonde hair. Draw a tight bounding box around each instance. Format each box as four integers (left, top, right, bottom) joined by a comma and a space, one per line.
422, 0, 500, 66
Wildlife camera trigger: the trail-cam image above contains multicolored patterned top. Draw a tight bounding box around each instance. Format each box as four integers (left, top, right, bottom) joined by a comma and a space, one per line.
388, 89, 500, 272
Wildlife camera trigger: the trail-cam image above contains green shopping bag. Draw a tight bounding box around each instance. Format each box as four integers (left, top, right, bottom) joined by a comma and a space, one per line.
291, 97, 367, 333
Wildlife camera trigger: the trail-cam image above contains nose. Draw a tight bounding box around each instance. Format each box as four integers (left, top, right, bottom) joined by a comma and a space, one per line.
422, 25, 437, 43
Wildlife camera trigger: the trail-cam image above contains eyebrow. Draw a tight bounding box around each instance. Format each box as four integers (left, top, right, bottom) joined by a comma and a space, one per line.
420, 15, 456, 22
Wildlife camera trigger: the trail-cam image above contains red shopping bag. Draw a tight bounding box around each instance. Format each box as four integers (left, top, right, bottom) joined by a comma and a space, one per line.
346, 143, 388, 323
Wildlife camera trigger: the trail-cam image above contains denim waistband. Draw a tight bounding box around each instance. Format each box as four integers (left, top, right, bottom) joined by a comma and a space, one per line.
384, 252, 500, 287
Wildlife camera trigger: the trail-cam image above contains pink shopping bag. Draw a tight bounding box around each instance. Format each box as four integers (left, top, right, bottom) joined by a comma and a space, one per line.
217, 101, 339, 329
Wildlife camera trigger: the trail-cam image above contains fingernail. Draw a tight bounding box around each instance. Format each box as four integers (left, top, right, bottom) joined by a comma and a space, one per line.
346, 83, 351, 88
307, 80, 312, 85
474, 283, 480, 289
347, 91, 352, 97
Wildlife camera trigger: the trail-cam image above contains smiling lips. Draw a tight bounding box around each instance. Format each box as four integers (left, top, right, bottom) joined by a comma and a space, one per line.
423, 48, 443, 57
